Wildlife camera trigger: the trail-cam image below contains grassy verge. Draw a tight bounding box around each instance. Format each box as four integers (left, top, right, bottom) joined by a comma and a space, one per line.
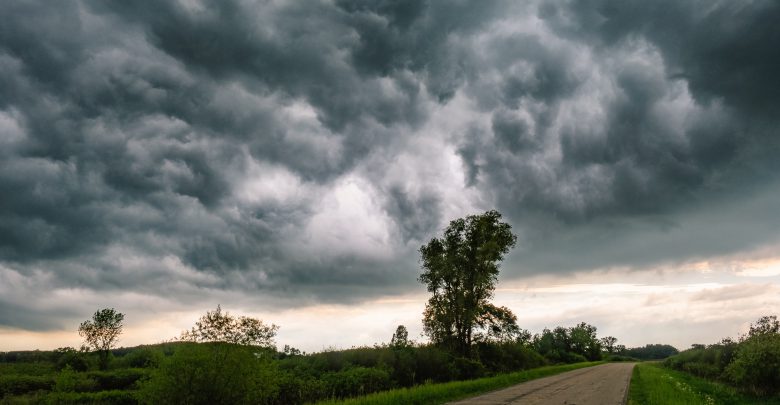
315, 361, 604, 405
628, 362, 780, 405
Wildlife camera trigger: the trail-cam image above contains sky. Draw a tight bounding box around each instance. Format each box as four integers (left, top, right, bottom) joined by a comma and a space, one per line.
1, 0, 780, 353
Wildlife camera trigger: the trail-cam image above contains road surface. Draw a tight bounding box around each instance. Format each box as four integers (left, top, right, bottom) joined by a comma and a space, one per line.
448, 362, 635, 405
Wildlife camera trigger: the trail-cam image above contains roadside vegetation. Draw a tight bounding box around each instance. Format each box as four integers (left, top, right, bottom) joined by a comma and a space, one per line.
629, 362, 780, 405
659, 315, 780, 398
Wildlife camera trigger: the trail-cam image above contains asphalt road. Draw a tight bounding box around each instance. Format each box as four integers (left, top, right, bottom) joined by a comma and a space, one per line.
448, 362, 636, 405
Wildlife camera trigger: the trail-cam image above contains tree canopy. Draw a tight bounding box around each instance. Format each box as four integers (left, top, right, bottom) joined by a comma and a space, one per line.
180, 305, 279, 348
418, 210, 518, 356
78, 308, 124, 369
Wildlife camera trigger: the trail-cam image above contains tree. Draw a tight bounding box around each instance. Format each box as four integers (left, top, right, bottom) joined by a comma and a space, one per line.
746, 315, 780, 340
180, 305, 279, 347
391, 325, 410, 349
419, 210, 518, 356
78, 308, 124, 369
600, 336, 618, 354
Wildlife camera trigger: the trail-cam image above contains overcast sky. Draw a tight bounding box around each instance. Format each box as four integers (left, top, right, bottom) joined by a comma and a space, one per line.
2, 0, 780, 352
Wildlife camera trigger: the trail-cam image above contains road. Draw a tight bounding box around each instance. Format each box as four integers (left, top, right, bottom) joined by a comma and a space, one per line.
448, 362, 635, 405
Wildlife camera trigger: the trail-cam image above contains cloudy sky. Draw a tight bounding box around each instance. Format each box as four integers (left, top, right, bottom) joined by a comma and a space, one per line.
2, 0, 780, 352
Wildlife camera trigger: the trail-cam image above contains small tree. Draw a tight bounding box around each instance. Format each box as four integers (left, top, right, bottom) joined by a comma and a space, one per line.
78, 308, 124, 369
600, 336, 618, 354
391, 325, 410, 349
180, 305, 279, 347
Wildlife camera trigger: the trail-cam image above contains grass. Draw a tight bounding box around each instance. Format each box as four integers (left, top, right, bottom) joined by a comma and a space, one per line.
314, 361, 604, 405
628, 362, 780, 405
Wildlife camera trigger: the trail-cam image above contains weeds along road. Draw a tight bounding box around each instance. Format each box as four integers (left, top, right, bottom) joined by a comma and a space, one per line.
448, 362, 636, 405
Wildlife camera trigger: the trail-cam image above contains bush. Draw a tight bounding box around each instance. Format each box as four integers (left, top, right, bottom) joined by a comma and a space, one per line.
54, 366, 97, 393
724, 334, 780, 396
321, 366, 391, 398
46, 389, 138, 404
87, 369, 149, 391
413, 346, 456, 383
274, 371, 326, 404
476, 342, 545, 373
54, 349, 92, 372
452, 357, 486, 380
117, 348, 163, 369
0, 374, 54, 396
136, 343, 279, 405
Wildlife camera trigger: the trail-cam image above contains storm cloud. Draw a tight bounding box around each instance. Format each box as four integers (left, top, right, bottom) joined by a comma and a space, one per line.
1, 0, 779, 332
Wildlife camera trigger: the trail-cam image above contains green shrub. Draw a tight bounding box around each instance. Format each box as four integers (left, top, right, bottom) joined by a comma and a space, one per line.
46, 389, 138, 404
451, 357, 486, 380
0, 374, 54, 396
724, 334, 780, 396
322, 366, 391, 399
412, 346, 455, 383
475, 342, 545, 373
274, 371, 326, 404
136, 343, 279, 405
117, 348, 163, 369
54, 366, 96, 393
86, 369, 148, 391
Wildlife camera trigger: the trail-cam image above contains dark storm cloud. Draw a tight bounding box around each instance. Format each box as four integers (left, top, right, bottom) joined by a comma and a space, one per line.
1, 0, 779, 332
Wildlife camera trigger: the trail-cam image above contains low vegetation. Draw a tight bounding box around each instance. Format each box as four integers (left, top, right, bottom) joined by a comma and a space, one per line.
663, 316, 780, 398
629, 362, 780, 405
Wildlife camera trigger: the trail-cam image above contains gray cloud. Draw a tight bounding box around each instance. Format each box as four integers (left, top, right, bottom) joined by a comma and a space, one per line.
1, 0, 779, 332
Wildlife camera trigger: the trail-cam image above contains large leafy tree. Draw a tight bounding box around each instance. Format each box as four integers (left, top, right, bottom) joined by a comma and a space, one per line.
419, 210, 518, 356
78, 308, 124, 369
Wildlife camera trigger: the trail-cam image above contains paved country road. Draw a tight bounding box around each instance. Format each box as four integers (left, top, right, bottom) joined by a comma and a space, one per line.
448, 362, 636, 405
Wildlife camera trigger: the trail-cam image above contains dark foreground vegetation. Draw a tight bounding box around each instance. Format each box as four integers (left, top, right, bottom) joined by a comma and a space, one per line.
0, 326, 623, 404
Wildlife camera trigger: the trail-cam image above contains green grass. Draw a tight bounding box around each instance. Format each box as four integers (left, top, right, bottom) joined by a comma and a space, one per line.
628, 362, 780, 405
315, 361, 604, 405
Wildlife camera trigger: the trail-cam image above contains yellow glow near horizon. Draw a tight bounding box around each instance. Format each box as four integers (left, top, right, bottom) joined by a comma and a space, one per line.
3, 255, 780, 353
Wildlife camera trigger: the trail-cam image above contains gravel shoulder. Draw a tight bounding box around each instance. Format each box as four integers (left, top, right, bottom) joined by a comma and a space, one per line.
447, 362, 636, 405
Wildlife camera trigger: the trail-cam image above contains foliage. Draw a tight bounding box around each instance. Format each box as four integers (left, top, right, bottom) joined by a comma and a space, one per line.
600, 336, 618, 353
745, 315, 779, 338
115, 347, 163, 369
179, 305, 279, 348
0, 374, 54, 397
625, 344, 679, 360
419, 210, 518, 356
474, 342, 545, 373
724, 333, 780, 396
46, 389, 139, 404
391, 325, 410, 349
663, 314, 780, 398
136, 343, 278, 405
533, 322, 602, 362
629, 362, 779, 405
53, 347, 92, 372
322, 366, 392, 398
54, 366, 96, 393
78, 308, 124, 370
